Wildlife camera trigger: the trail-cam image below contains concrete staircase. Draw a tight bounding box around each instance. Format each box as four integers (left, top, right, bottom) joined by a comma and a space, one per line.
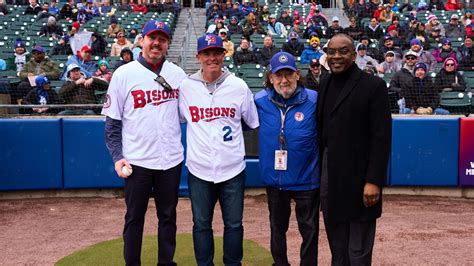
168, 8, 207, 74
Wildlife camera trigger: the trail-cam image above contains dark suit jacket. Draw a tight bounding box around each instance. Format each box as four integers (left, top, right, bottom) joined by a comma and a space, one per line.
317, 64, 392, 223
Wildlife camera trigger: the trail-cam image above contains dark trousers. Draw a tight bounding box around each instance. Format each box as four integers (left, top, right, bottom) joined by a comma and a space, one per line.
320, 148, 376, 266
188, 171, 245, 266
123, 163, 182, 266
266, 187, 320, 266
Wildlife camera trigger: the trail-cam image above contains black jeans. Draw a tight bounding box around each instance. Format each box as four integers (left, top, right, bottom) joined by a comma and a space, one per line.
266, 187, 320, 266
123, 163, 182, 266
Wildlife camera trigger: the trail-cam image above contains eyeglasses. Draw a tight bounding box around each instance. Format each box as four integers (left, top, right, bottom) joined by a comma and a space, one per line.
446, 63, 455, 66
405, 56, 417, 60
326, 47, 352, 56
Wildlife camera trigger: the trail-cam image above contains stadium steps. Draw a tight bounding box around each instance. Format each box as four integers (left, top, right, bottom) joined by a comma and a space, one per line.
168, 7, 207, 74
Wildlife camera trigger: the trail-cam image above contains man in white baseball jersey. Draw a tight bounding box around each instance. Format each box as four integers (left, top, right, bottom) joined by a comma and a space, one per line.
102, 20, 187, 266
179, 34, 259, 265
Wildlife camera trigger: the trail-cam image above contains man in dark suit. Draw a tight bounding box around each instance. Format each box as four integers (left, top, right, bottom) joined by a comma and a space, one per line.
317, 34, 392, 265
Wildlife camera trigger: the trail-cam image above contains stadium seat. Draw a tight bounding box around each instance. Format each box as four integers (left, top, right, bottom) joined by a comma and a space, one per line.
439, 90, 472, 114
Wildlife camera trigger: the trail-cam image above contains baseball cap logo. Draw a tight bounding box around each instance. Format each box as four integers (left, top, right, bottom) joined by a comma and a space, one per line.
155, 21, 165, 29
206, 35, 217, 45
279, 55, 288, 63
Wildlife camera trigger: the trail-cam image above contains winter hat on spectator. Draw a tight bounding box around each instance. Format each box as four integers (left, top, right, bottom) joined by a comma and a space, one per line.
120, 47, 133, 58
310, 36, 320, 45
110, 16, 118, 24
98, 59, 109, 68
71, 21, 80, 31
451, 14, 459, 20
357, 44, 367, 51
15, 38, 26, 49
288, 31, 299, 40
142, 20, 171, 40
197, 34, 226, 53
66, 63, 81, 77
410, 39, 422, 46
270, 52, 297, 73
32, 45, 45, 53
387, 24, 397, 32
442, 38, 451, 45
442, 57, 458, 70
293, 10, 299, 16
35, 75, 50, 88
383, 35, 393, 42
385, 51, 395, 57
61, 35, 70, 43
427, 14, 437, 22
414, 62, 427, 72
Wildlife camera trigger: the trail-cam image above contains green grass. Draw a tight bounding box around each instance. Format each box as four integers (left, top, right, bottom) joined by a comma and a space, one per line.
56, 233, 273, 266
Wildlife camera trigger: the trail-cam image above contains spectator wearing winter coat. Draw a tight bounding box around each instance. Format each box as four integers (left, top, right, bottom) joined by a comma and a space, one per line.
278, 10, 293, 27
381, 25, 404, 49
255, 35, 280, 67
379, 51, 402, 74
282, 32, 305, 57
228, 16, 244, 35
243, 12, 266, 36
23, 75, 63, 114
7, 39, 30, 72
445, 0, 461, 11
58, 63, 96, 115
355, 44, 380, 71
407, 39, 437, 72
344, 17, 364, 41
359, 35, 384, 63
308, 8, 328, 27
37, 2, 54, 20
110, 30, 133, 57
62, 45, 96, 80
401, 62, 449, 115
445, 14, 466, 39
435, 57, 467, 92
380, 35, 403, 60
50, 35, 73, 56
233, 38, 258, 66
94, 59, 112, 83
300, 36, 323, 64
132, 1, 148, 13
432, 38, 457, 63
303, 58, 329, 91
39, 16, 64, 39
303, 20, 324, 39
113, 47, 134, 70
429, 0, 445, 10
425, 14, 446, 37
325, 17, 344, 39
226, 2, 243, 21
379, 4, 394, 22
219, 29, 234, 57
24, 0, 42, 15
457, 35, 474, 71
407, 23, 431, 50
364, 18, 384, 40
239, 0, 254, 16
267, 14, 288, 37
48, 0, 59, 16
389, 51, 418, 94
107, 16, 124, 38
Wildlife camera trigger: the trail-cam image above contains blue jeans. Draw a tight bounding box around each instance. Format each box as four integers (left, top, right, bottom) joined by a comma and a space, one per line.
188, 171, 245, 266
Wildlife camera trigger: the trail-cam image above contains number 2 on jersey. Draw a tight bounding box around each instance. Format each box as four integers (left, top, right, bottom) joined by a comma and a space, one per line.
223, 126, 232, 142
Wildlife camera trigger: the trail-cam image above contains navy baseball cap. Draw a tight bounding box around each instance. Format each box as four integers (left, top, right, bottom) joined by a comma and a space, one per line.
197, 34, 226, 53
32, 45, 45, 53
142, 20, 171, 39
35, 75, 50, 87
270, 52, 297, 73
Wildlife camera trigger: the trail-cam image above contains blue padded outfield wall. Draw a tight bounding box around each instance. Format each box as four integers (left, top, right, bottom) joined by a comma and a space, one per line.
0, 119, 63, 190
0, 116, 470, 192
390, 117, 459, 186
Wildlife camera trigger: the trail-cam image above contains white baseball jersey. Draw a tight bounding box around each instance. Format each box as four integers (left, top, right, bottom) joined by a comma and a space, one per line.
179, 72, 259, 183
101, 60, 187, 170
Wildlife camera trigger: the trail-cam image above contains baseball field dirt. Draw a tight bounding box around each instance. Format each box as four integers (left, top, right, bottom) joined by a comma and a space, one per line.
1, 194, 473, 265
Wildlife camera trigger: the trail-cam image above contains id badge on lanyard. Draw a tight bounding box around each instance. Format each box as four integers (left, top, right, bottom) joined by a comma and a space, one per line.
275, 107, 291, 171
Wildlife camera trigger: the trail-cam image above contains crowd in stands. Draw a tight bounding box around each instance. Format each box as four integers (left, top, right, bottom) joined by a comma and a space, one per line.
203, 0, 474, 115
1, 0, 474, 115
0, 0, 181, 115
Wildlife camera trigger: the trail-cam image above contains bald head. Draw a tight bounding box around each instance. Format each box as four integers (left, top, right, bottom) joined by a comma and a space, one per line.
330, 34, 355, 51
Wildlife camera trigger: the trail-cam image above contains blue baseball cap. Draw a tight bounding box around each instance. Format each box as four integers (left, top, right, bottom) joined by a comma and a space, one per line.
142, 20, 171, 39
197, 34, 226, 53
270, 52, 297, 73
35, 75, 50, 87
410, 39, 422, 46
32, 45, 45, 53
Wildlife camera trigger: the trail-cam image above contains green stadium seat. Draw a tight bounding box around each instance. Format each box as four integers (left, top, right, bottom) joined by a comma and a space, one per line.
439, 91, 472, 114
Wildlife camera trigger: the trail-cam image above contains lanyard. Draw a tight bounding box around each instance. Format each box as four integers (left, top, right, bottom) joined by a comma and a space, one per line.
278, 106, 292, 150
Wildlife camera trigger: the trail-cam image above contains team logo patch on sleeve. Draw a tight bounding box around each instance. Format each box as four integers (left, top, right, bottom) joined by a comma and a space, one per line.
294, 112, 304, 122
103, 94, 111, 109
